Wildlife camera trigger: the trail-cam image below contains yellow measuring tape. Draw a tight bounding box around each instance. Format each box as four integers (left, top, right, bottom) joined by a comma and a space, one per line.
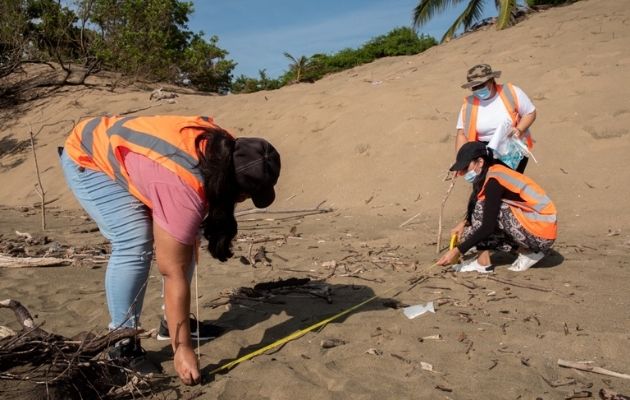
449, 233, 460, 263
209, 258, 444, 375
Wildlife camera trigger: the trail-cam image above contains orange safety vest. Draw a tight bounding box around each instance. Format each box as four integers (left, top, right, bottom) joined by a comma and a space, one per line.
478, 164, 557, 239
64, 115, 222, 208
461, 82, 534, 149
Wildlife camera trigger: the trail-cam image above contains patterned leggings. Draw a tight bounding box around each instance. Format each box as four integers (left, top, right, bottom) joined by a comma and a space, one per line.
461, 201, 555, 253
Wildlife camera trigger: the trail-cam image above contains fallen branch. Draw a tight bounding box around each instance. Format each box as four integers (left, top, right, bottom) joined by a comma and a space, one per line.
236, 235, 286, 244
29, 128, 46, 230
0, 254, 71, 268
399, 211, 422, 228
599, 388, 630, 400
235, 206, 333, 217
558, 359, 630, 380
0, 299, 151, 398
436, 172, 457, 254
482, 275, 552, 292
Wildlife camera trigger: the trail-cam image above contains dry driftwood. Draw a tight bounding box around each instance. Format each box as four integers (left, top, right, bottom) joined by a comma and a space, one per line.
29, 128, 46, 230
599, 388, 630, 400
558, 359, 630, 380
0, 299, 152, 399
235, 204, 333, 218
437, 173, 457, 254
0, 254, 71, 268
204, 278, 332, 308
399, 211, 422, 228
482, 275, 552, 292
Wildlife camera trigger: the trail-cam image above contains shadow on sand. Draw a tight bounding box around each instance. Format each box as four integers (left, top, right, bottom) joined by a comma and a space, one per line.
154, 280, 396, 384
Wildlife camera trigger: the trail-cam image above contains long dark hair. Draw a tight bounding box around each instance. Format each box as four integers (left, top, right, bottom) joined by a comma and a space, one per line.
195, 128, 238, 262
466, 149, 494, 223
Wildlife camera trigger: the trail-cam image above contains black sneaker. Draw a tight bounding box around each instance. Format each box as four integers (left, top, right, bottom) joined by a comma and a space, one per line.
107, 338, 162, 375
156, 317, 225, 341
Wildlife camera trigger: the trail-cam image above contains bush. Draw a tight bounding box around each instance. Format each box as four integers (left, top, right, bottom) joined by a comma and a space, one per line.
234, 27, 437, 93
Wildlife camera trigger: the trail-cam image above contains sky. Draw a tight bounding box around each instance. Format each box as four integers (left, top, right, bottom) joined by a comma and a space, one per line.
188, 1, 497, 79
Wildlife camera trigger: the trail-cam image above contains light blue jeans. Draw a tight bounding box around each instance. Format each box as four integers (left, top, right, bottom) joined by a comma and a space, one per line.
60, 151, 193, 330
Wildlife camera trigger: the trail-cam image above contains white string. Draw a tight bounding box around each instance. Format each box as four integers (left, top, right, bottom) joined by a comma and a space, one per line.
194, 255, 201, 362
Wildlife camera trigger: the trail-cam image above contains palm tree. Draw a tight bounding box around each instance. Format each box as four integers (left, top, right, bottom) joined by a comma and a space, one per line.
413, 0, 517, 43
283, 52, 310, 83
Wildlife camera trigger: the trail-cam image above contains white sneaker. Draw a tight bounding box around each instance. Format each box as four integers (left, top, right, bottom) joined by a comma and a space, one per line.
508, 252, 544, 272
453, 259, 492, 274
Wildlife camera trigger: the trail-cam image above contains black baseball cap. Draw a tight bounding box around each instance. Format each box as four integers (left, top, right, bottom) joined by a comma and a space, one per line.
233, 137, 281, 208
450, 141, 490, 171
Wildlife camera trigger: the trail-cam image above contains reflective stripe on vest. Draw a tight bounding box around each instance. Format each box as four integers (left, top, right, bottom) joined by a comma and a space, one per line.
65, 115, 218, 207
478, 164, 557, 239
462, 83, 534, 149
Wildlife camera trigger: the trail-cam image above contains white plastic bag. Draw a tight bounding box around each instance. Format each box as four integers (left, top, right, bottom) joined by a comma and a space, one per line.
488, 120, 528, 169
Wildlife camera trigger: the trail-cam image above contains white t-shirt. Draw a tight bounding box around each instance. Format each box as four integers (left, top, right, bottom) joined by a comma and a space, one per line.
456, 84, 536, 142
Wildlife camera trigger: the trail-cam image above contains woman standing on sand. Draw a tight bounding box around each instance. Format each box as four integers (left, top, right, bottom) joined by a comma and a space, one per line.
455, 63, 537, 173
437, 142, 556, 272
60, 115, 280, 385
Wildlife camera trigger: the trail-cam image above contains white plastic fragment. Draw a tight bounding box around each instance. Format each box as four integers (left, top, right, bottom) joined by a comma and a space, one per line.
403, 302, 435, 319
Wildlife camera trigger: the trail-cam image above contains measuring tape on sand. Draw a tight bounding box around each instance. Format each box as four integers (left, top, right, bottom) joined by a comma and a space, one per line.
209, 259, 442, 375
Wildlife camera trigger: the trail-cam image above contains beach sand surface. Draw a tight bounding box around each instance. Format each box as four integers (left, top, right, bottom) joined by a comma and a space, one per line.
1, 0, 629, 398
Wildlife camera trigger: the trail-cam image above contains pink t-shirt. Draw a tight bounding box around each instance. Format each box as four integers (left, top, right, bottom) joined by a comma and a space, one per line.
122, 150, 206, 245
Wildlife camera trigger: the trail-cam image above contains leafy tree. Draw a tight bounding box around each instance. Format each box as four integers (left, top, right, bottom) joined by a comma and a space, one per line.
413, 0, 518, 43
231, 69, 281, 94
0, 0, 31, 78
363, 27, 436, 58
87, 0, 193, 79
0, 0, 83, 75
180, 33, 235, 93
78, 0, 235, 91
283, 52, 310, 83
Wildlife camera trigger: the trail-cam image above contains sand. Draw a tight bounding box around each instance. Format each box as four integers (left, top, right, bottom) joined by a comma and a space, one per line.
1, 0, 629, 398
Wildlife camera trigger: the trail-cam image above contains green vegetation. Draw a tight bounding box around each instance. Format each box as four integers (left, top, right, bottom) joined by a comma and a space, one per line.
413, 0, 519, 43
2, 3, 436, 95
413, 0, 579, 43
0, 0, 235, 92
232, 27, 437, 94
231, 69, 282, 93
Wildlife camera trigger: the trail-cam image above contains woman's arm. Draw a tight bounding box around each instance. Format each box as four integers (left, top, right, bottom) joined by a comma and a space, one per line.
456, 179, 505, 254
513, 110, 536, 138
455, 128, 467, 152
154, 222, 200, 385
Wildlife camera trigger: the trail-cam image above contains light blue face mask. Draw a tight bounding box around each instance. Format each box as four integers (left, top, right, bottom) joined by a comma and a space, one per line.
473, 86, 492, 100
463, 169, 478, 183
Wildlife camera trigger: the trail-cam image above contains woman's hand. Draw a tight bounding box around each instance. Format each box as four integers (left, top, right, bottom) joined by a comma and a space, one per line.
174, 345, 200, 385
437, 247, 461, 266
450, 221, 466, 239
509, 126, 522, 138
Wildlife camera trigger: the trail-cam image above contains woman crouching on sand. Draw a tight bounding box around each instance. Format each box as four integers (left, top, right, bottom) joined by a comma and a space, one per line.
60, 115, 280, 385
436, 141, 556, 273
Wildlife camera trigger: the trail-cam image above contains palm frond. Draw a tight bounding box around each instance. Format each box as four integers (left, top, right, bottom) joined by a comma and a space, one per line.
283, 52, 297, 63
496, 0, 516, 30
461, 0, 486, 29
413, 0, 465, 29
441, 0, 485, 42
441, 8, 468, 42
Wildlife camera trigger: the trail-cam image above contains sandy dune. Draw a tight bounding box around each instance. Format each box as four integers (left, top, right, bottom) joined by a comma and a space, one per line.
1, 0, 629, 398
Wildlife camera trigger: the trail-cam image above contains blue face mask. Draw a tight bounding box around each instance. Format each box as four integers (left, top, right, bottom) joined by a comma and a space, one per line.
463, 169, 478, 183
473, 86, 492, 100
